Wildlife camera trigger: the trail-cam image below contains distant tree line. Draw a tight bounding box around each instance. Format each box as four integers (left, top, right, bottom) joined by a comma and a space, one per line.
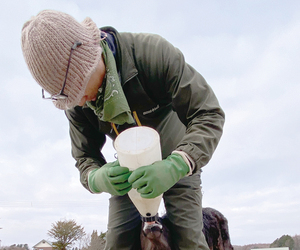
77, 230, 106, 250
270, 234, 299, 250
1, 219, 299, 250
0, 244, 29, 250
236, 234, 300, 250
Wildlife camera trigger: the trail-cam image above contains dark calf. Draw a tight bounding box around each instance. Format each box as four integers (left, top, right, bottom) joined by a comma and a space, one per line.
141, 207, 233, 250
202, 207, 234, 250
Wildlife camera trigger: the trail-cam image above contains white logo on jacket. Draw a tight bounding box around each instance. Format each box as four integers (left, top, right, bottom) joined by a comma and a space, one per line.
143, 105, 160, 115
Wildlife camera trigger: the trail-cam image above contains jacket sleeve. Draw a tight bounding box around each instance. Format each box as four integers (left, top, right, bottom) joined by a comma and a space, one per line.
172, 65, 225, 171
65, 107, 107, 191
132, 34, 225, 172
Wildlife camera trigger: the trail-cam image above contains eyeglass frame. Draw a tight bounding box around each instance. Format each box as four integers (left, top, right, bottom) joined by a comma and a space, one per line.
42, 41, 82, 101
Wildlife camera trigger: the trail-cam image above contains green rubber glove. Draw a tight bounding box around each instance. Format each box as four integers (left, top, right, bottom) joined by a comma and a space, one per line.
128, 153, 190, 199
88, 160, 132, 196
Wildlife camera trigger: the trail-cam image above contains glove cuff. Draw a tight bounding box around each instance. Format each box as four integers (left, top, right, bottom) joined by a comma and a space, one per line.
88, 169, 102, 194
172, 151, 194, 176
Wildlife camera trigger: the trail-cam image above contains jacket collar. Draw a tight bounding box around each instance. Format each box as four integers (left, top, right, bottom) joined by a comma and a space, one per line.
101, 26, 138, 86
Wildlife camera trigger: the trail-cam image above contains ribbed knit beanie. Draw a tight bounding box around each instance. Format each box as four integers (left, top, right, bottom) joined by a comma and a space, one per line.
21, 10, 102, 110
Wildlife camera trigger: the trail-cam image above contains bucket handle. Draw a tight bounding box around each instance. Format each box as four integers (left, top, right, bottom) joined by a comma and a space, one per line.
111, 111, 142, 136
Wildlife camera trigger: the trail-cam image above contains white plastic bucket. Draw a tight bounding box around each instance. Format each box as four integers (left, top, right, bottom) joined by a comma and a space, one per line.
114, 126, 162, 218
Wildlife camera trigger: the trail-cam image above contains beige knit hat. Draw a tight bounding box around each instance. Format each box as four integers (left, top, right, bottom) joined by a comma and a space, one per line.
21, 10, 102, 110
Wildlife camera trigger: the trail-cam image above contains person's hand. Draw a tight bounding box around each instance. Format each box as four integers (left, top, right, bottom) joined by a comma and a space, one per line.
88, 160, 132, 196
128, 153, 190, 199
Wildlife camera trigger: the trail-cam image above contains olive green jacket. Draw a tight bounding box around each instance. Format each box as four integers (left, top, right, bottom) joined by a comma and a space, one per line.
65, 27, 225, 191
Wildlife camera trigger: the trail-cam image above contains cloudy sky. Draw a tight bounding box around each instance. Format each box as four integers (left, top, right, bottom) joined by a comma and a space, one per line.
0, 0, 299, 247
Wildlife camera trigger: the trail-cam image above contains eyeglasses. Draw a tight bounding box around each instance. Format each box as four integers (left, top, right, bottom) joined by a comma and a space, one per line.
42, 41, 82, 101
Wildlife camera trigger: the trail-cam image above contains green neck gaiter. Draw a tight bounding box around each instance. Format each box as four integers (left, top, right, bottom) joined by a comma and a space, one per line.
86, 40, 135, 125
